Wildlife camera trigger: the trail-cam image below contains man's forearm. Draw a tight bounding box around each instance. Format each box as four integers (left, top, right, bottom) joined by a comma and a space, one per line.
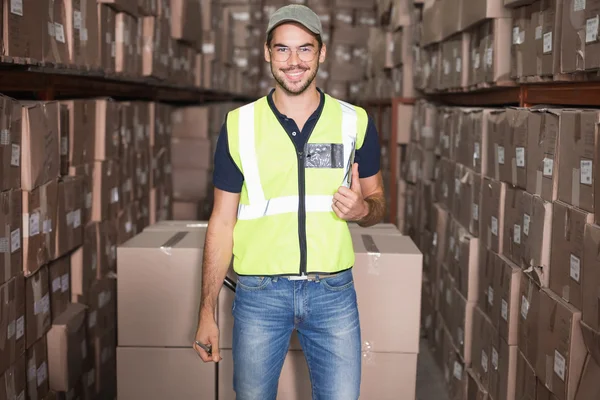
198, 222, 234, 321
357, 193, 386, 227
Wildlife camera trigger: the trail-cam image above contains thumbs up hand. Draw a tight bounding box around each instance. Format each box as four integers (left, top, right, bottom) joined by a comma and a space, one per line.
333, 163, 369, 222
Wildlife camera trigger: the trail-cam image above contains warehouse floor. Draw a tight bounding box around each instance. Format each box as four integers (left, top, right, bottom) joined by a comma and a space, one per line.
416, 341, 449, 400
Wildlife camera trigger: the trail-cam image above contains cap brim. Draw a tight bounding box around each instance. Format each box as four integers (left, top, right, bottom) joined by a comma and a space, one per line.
267, 18, 321, 35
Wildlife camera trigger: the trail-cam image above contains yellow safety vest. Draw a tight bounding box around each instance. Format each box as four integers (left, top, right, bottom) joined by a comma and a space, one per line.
227, 93, 369, 276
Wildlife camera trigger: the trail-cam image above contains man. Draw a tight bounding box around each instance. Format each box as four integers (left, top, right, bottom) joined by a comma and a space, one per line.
193, 4, 386, 399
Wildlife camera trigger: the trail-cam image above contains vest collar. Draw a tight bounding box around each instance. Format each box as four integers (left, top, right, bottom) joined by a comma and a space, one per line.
266, 87, 326, 123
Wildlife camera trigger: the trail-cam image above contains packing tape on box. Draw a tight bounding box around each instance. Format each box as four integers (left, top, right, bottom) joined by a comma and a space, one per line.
160, 231, 188, 256
360, 234, 380, 275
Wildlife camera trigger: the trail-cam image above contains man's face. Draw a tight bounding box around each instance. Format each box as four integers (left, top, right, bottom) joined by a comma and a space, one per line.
265, 23, 326, 95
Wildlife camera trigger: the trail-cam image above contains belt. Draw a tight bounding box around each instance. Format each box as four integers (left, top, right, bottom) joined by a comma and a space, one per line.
280, 272, 341, 281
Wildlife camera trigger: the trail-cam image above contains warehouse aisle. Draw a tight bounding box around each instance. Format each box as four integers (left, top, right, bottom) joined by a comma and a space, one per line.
416, 342, 449, 400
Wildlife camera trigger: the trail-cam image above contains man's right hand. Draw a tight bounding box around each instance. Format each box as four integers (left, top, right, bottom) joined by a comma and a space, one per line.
193, 315, 221, 363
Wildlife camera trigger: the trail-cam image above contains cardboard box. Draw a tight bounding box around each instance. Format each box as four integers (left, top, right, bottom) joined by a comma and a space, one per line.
503, 186, 526, 265
529, 0, 563, 77
468, 18, 513, 85
68, 163, 93, 227
92, 99, 121, 162
0, 94, 22, 192
488, 108, 514, 184
26, 336, 49, 400
488, 333, 518, 400
422, 0, 443, 46
21, 102, 60, 191
511, 5, 534, 78
98, 4, 117, 72
519, 273, 541, 367
90, 328, 116, 395
471, 305, 494, 389
556, 109, 599, 214
454, 224, 479, 302
575, 354, 600, 400
471, 108, 491, 177
521, 192, 553, 287
536, 289, 586, 400
479, 247, 500, 323
497, 255, 522, 346
92, 160, 120, 222
55, 176, 84, 259
48, 256, 70, 323
25, 266, 51, 349
582, 223, 600, 331
515, 349, 537, 400
75, 277, 115, 346
115, 12, 139, 75
527, 109, 560, 202
64, 0, 100, 67
481, 178, 507, 254
2, 0, 46, 60
560, 0, 600, 73
171, 138, 211, 170
0, 190, 22, 286
0, 274, 26, 376
117, 347, 216, 399
141, 16, 170, 79
550, 201, 594, 310
462, 0, 511, 30
172, 168, 211, 200
0, 354, 26, 400
171, 106, 209, 140
69, 222, 98, 303
445, 345, 468, 399
22, 179, 59, 276
47, 303, 87, 391
451, 287, 475, 365
44, 0, 69, 64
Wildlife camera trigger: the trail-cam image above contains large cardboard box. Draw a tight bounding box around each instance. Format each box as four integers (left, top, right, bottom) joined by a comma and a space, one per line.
503, 186, 526, 265
98, 4, 117, 72
0, 354, 26, 400
462, 0, 511, 30
530, 0, 563, 77
519, 274, 541, 367
536, 289, 586, 400
0, 274, 26, 376
582, 223, 600, 331
2, 0, 46, 60
497, 255, 522, 346
549, 201, 594, 310
488, 332, 518, 400
472, 108, 491, 177
479, 247, 500, 322
69, 222, 97, 303
522, 192, 553, 287
73, 277, 115, 347
26, 336, 49, 400
575, 354, 600, 400
0, 95, 22, 192
468, 18, 513, 85
25, 266, 51, 349
171, 106, 209, 140
48, 256, 70, 323
557, 110, 599, 213
47, 303, 87, 391
481, 177, 507, 254
64, 0, 100, 68
470, 305, 494, 389
527, 109, 560, 203
0, 189, 22, 286
117, 347, 216, 400
44, 0, 70, 64
92, 160, 120, 222
90, 327, 116, 396
55, 176, 84, 259
511, 5, 534, 79
560, 0, 600, 73
515, 349, 537, 400
171, 138, 212, 170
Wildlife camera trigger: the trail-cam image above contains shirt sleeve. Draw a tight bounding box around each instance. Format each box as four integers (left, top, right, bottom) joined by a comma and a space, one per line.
212, 120, 244, 193
354, 114, 381, 179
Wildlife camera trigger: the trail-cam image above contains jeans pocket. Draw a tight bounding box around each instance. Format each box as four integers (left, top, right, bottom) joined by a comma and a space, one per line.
236, 275, 272, 291
321, 270, 354, 292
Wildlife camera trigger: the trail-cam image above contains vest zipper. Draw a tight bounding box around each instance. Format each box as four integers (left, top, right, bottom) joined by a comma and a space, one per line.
297, 149, 307, 275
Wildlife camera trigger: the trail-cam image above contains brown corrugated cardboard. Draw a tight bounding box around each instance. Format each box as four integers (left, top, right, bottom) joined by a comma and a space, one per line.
579, 321, 600, 375
352, 233, 423, 353
172, 168, 211, 200
471, 108, 491, 177
93, 99, 120, 161
98, 0, 138, 16
516, 349, 537, 400
479, 247, 500, 323
98, 4, 117, 72
90, 328, 116, 396
44, 0, 69, 64
471, 305, 494, 389
116, 203, 136, 245
141, 16, 170, 79
22, 179, 58, 276
422, 0, 442, 46
550, 201, 594, 310
497, 255, 522, 346
519, 273, 541, 367
26, 336, 49, 400
68, 163, 93, 226
117, 347, 216, 399
503, 186, 526, 265
115, 12, 139, 75
556, 110, 599, 213
488, 109, 509, 183
2, 0, 46, 60
47, 303, 87, 392
455, 224, 480, 302
0, 190, 22, 286
0, 96, 22, 192
55, 176, 84, 259
452, 287, 475, 365
171, 106, 209, 140
462, 0, 511, 30
171, 138, 212, 170
69, 222, 97, 303
0, 275, 24, 376
488, 333, 518, 400
48, 256, 70, 324
511, 5, 534, 79
536, 289, 586, 400
20, 102, 60, 192
467, 368, 489, 400
560, 0, 600, 73
582, 223, 600, 331
67, 0, 100, 68
575, 354, 600, 400
481, 178, 507, 254
506, 0, 537, 6
0, 354, 26, 400
92, 160, 120, 222
446, 345, 468, 399
522, 192, 553, 287
527, 109, 560, 202
75, 277, 115, 345
25, 266, 51, 349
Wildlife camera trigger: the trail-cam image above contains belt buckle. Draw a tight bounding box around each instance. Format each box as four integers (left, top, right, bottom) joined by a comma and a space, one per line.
287, 275, 309, 281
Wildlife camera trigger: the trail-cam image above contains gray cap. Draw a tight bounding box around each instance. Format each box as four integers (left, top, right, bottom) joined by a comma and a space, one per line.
266, 5, 323, 36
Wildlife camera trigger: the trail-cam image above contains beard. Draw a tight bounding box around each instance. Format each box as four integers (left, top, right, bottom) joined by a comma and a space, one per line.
271, 61, 319, 96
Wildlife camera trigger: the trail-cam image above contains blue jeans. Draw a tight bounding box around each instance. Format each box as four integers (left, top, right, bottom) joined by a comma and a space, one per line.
231, 269, 361, 400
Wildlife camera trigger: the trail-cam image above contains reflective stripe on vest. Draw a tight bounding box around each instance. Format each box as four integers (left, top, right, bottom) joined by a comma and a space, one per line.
236, 99, 358, 221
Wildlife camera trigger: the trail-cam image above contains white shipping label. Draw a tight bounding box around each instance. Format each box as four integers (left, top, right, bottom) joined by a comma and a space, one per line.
516, 147, 526, 167
570, 254, 581, 282
61, 274, 69, 293
16, 316, 24, 339
455, 178, 461, 195
488, 286, 494, 306
11, 0, 23, 16
474, 52, 481, 69
543, 158, 554, 176
111, 187, 119, 203
472, 203, 479, 221
73, 10, 82, 29
575, 0, 586, 11
80, 28, 88, 42
88, 311, 97, 328
433, 233, 438, 247
42, 294, 50, 314
61, 137, 68, 156
202, 43, 215, 54
492, 347, 499, 370
444, 60, 450, 75
11, 229, 20, 253
43, 219, 52, 234
456, 58, 461, 73
55, 23, 65, 43
498, 146, 505, 165
491, 216, 499, 236
485, 48, 493, 67
502, 299, 509, 321
554, 350, 566, 381
37, 362, 47, 386
52, 277, 61, 293
521, 296, 530, 319
523, 214, 531, 236
513, 27, 520, 44
453, 362, 463, 380
581, 160, 593, 184
111, 42, 116, 58
73, 209, 81, 228
514, 224, 522, 244
125, 221, 132, 233
543, 32, 553, 53
30, 213, 40, 237
86, 192, 92, 209
7, 320, 15, 339
11, 144, 20, 166
536, 26, 543, 40
481, 351, 489, 373
474, 142, 481, 160
586, 16, 599, 43
446, 289, 452, 305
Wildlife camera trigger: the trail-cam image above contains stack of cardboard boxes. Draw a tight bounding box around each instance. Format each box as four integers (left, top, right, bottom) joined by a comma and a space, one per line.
0, 92, 174, 400
116, 221, 423, 399
405, 98, 600, 399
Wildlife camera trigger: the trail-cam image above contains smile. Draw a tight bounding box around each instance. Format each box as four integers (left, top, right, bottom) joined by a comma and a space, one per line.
284, 70, 306, 80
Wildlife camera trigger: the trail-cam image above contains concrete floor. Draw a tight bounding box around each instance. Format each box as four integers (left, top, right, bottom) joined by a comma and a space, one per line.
416, 341, 450, 400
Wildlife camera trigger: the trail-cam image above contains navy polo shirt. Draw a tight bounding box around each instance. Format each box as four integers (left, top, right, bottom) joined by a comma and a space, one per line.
212, 88, 381, 193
